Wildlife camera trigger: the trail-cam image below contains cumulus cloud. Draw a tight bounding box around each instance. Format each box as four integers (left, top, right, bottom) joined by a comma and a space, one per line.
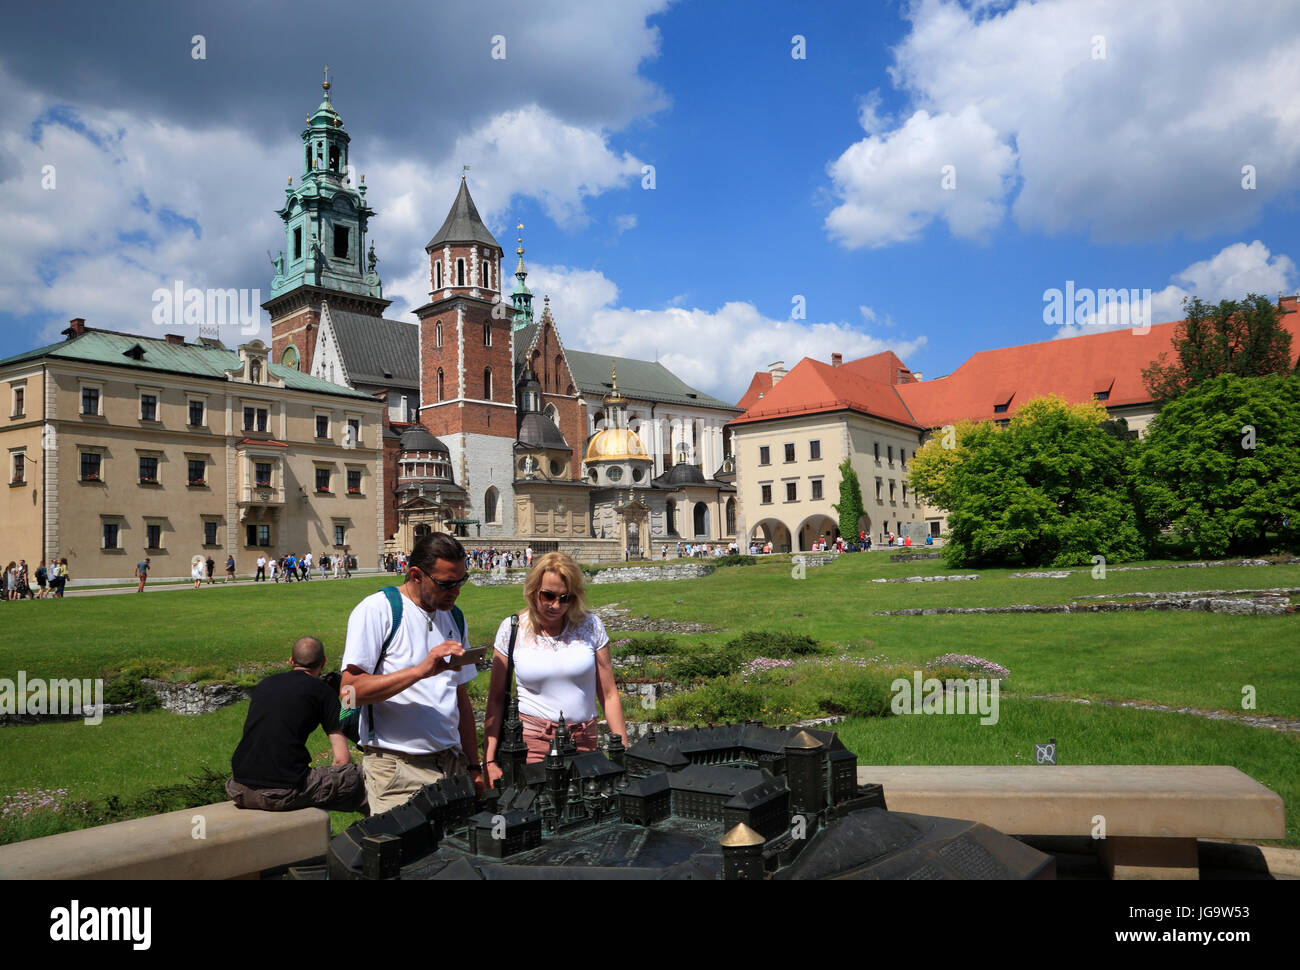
1050, 240, 1296, 338
529, 265, 927, 404
827, 0, 1300, 246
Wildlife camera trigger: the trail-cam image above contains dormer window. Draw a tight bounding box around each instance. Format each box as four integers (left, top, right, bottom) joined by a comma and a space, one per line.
123, 344, 146, 361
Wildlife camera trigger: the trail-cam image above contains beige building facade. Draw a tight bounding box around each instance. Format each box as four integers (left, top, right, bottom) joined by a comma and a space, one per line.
1, 323, 386, 582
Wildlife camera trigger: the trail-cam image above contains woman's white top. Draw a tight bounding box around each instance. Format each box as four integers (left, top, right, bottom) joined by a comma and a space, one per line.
493, 612, 609, 723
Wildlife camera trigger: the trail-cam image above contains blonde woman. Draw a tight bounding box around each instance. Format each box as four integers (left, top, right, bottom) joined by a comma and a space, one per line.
190, 554, 205, 590
482, 552, 627, 786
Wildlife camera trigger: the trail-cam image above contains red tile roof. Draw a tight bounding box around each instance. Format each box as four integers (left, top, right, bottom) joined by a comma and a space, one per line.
729, 298, 1300, 431
728, 357, 920, 429
898, 300, 1300, 427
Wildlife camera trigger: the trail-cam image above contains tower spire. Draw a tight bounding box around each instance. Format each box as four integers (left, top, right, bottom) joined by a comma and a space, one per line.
511, 219, 534, 331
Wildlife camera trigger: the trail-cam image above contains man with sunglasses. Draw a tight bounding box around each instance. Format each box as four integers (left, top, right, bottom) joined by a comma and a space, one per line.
341, 532, 484, 813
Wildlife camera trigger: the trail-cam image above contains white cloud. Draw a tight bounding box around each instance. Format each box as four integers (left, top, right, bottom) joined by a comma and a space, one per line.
614, 213, 637, 234
826, 106, 1016, 247
827, 0, 1300, 246
529, 265, 928, 403
1050, 240, 1296, 338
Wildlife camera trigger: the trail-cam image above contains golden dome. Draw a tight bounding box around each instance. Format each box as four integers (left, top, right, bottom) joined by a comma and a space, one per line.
584, 427, 652, 464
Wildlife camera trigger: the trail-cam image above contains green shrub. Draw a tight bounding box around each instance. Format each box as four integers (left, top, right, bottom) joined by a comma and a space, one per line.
714, 554, 757, 568
654, 678, 767, 723
726, 631, 824, 658
664, 647, 744, 681
103, 665, 162, 711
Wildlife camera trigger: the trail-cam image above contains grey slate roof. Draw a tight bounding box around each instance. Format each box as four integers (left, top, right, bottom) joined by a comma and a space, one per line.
565, 350, 740, 412
328, 310, 420, 389
516, 412, 570, 451
425, 179, 502, 251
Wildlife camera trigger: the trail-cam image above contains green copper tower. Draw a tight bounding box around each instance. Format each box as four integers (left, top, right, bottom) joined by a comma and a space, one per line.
267, 69, 384, 303
511, 221, 533, 331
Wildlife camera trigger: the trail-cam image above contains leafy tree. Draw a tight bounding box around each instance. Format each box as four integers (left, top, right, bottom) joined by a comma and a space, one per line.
909, 396, 1146, 567
1130, 374, 1300, 556
833, 459, 865, 543
1142, 294, 1293, 406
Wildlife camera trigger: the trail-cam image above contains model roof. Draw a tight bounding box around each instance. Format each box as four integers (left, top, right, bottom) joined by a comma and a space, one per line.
0, 328, 377, 401
327, 309, 420, 389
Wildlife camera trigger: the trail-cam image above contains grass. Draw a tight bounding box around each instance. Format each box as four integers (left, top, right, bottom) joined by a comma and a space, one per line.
1, 550, 1296, 846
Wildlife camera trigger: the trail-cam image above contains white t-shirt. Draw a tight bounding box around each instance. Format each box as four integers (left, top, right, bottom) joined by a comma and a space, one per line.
343, 589, 478, 754
493, 612, 609, 723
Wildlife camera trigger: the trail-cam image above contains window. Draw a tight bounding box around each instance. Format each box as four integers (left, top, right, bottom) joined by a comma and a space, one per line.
188, 400, 205, 427
204, 521, 218, 546
12, 386, 24, 417
483, 368, 492, 401
243, 407, 269, 432
347, 470, 361, 493
435, 262, 443, 290
889, 480, 896, 502
293, 227, 302, 260
188, 459, 205, 485
138, 456, 158, 484
334, 525, 346, 546
875, 478, 882, 502
874, 442, 880, 461
137, 393, 157, 421
245, 524, 271, 547
759, 446, 771, 466
10, 452, 24, 485
82, 387, 100, 416
333, 226, 349, 259
255, 462, 272, 487
346, 418, 360, 447
785, 482, 797, 502
435, 321, 443, 348
316, 414, 330, 439
784, 443, 795, 463
103, 522, 119, 549
901, 449, 907, 467
902, 483, 908, 504
484, 486, 499, 523
483, 322, 492, 347
810, 440, 821, 460
315, 467, 331, 492
887, 445, 894, 464
993, 403, 1009, 414
81, 452, 102, 482
760, 484, 772, 504
456, 258, 465, 287
1094, 391, 1109, 402
437, 369, 445, 401
811, 479, 823, 501
146, 523, 162, 549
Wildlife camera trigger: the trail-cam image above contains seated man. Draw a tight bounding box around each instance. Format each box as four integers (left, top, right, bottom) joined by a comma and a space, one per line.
226, 636, 366, 813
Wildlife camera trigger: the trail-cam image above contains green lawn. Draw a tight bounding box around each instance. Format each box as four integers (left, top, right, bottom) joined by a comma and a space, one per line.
1, 552, 1295, 846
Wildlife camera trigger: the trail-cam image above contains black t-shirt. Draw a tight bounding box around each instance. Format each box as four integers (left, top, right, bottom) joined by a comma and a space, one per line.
230, 670, 340, 789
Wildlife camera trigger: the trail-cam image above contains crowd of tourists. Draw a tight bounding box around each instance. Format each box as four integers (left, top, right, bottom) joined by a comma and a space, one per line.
660, 541, 738, 559
465, 547, 534, 571
2, 558, 70, 600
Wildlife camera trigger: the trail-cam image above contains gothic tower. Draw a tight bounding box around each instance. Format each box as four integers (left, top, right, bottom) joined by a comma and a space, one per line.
414, 177, 514, 537
265, 71, 388, 372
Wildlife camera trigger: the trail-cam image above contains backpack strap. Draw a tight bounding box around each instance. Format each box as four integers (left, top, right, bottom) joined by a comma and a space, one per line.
450, 604, 467, 644
362, 586, 405, 745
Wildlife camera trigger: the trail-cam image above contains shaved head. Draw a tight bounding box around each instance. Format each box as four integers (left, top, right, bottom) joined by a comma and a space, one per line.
291, 636, 325, 670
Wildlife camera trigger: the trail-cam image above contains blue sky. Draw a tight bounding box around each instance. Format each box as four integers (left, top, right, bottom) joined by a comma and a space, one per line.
2, 0, 1297, 402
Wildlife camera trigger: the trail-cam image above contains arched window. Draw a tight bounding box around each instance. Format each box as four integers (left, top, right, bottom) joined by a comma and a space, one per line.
435, 321, 443, 349
544, 403, 559, 425
435, 261, 443, 290
437, 368, 444, 402
305, 146, 311, 172
483, 368, 492, 401
484, 486, 499, 524
483, 322, 491, 347
726, 498, 737, 535
456, 258, 465, 287
482, 258, 491, 289
328, 144, 340, 172
666, 500, 677, 536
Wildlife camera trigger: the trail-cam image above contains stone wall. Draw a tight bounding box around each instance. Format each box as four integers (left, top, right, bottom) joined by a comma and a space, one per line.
142, 679, 249, 715
587, 563, 715, 584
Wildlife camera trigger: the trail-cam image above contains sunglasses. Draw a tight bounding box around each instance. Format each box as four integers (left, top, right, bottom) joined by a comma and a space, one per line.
537, 589, 575, 604
423, 571, 468, 590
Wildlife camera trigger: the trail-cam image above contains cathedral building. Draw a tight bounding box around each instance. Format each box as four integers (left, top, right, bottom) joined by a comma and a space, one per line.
269, 78, 739, 558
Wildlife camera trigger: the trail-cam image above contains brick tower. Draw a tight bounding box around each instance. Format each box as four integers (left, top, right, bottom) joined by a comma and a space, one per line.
414, 177, 514, 537
265, 71, 389, 372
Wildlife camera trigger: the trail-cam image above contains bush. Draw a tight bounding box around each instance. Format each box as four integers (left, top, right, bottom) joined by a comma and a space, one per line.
102, 664, 162, 711
664, 647, 745, 682
726, 631, 824, 657
654, 678, 767, 723
714, 554, 756, 568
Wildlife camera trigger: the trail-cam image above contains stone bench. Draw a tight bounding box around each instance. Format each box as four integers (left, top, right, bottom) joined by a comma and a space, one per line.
0, 801, 329, 880
857, 765, 1285, 879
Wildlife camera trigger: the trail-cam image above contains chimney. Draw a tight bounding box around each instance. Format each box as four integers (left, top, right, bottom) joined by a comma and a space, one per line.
768, 360, 787, 385
165, 334, 185, 345
63, 317, 86, 339
831, 353, 842, 368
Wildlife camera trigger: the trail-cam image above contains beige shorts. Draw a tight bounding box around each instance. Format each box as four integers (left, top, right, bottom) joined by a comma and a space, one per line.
362, 746, 467, 814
